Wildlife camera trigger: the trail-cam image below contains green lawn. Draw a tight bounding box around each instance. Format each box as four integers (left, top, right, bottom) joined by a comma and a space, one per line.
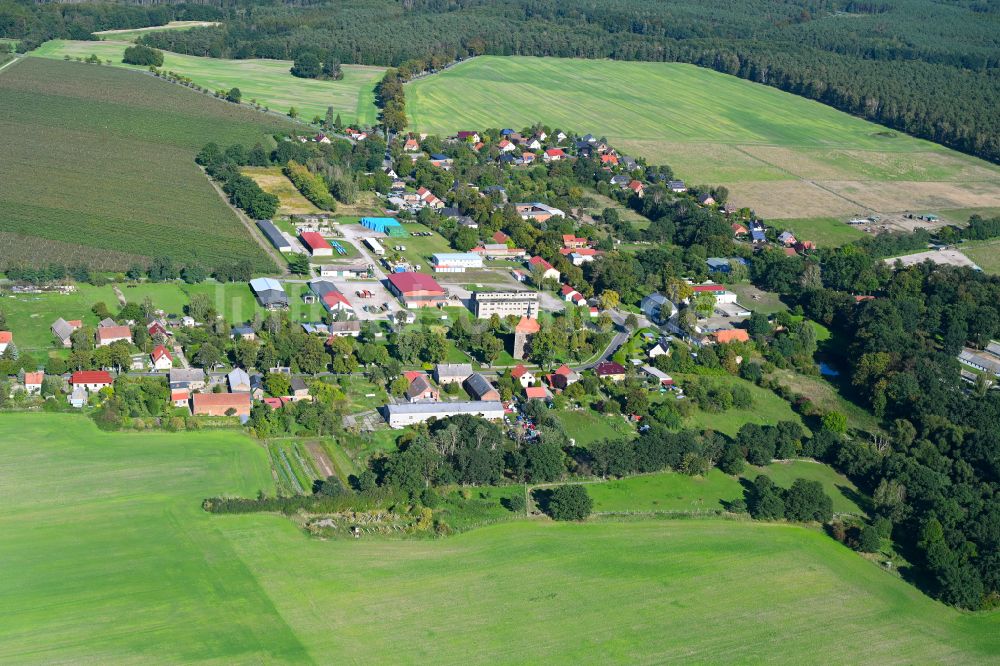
32, 40, 385, 125
394, 222, 454, 269
674, 373, 803, 436
553, 407, 634, 446
407, 56, 1000, 221
2, 413, 998, 662
726, 284, 789, 314
0, 57, 288, 272
588, 469, 744, 514
774, 217, 867, 247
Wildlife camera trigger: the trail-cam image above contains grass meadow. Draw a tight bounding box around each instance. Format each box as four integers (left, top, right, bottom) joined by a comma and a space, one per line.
0, 281, 328, 354
773, 217, 867, 247
2, 414, 998, 663
959, 238, 1000, 274
33, 40, 385, 125
668, 373, 803, 437
407, 56, 1000, 222
0, 57, 294, 272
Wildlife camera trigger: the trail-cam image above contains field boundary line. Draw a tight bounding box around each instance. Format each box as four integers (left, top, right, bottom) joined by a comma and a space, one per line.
199, 165, 289, 276
731, 144, 873, 213
0, 55, 22, 75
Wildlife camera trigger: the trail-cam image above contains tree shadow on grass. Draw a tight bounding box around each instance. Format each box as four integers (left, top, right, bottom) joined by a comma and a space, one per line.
531, 488, 554, 514
836, 483, 873, 516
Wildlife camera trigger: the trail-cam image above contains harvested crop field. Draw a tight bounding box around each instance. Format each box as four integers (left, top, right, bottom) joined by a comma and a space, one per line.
243, 166, 322, 215
407, 56, 1000, 221
0, 57, 294, 272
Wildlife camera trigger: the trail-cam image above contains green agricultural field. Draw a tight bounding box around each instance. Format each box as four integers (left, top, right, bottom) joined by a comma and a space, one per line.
407, 56, 1000, 221
33, 40, 385, 125
0, 57, 293, 272
3, 414, 999, 663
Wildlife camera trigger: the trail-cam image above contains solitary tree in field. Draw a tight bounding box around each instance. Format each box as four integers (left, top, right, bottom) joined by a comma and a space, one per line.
544, 485, 593, 521
226, 87, 242, 104
288, 106, 299, 119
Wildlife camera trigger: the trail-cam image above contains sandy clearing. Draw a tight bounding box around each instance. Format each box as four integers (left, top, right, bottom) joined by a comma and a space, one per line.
885, 249, 979, 269
93, 21, 220, 36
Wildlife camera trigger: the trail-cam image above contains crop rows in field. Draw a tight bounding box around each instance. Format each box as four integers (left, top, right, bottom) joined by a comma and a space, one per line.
0, 58, 296, 272
0, 231, 147, 272
268, 440, 323, 495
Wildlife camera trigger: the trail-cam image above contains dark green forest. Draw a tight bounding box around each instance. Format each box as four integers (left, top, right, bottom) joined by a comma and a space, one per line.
2, 0, 999, 162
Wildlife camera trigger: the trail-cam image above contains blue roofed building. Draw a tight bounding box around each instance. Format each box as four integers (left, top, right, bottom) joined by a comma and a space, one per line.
706, 258, 731, 273
361, 217, 407, 237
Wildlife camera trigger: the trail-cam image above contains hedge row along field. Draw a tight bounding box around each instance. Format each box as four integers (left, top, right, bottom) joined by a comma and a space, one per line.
283, 160, 336, 210
0, 57, 297, 272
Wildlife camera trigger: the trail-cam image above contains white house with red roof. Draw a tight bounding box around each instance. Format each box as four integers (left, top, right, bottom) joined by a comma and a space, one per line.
562, 234, 589, 249
71, 370, 113, 391
510, 364, 536, 388
497, 139, 516, 153
150, 345, 173, 371
309, 279, 354, 313
560, 284, 580, 302
528, 256, 560, 282
627, 180, 645, 197
300, 232, 333, 257
416, 186, 444, 209
95, 325, 132, 347
403, 137, 420, 152
543, 148, 566, 162
147, 321, 169, 339
171, 388, 190, 408
0, 331, 11, 354
23, 371, 43, 395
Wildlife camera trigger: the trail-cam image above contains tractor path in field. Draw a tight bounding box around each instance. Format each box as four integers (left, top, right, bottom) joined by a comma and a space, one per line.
731, 145, 872, 213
